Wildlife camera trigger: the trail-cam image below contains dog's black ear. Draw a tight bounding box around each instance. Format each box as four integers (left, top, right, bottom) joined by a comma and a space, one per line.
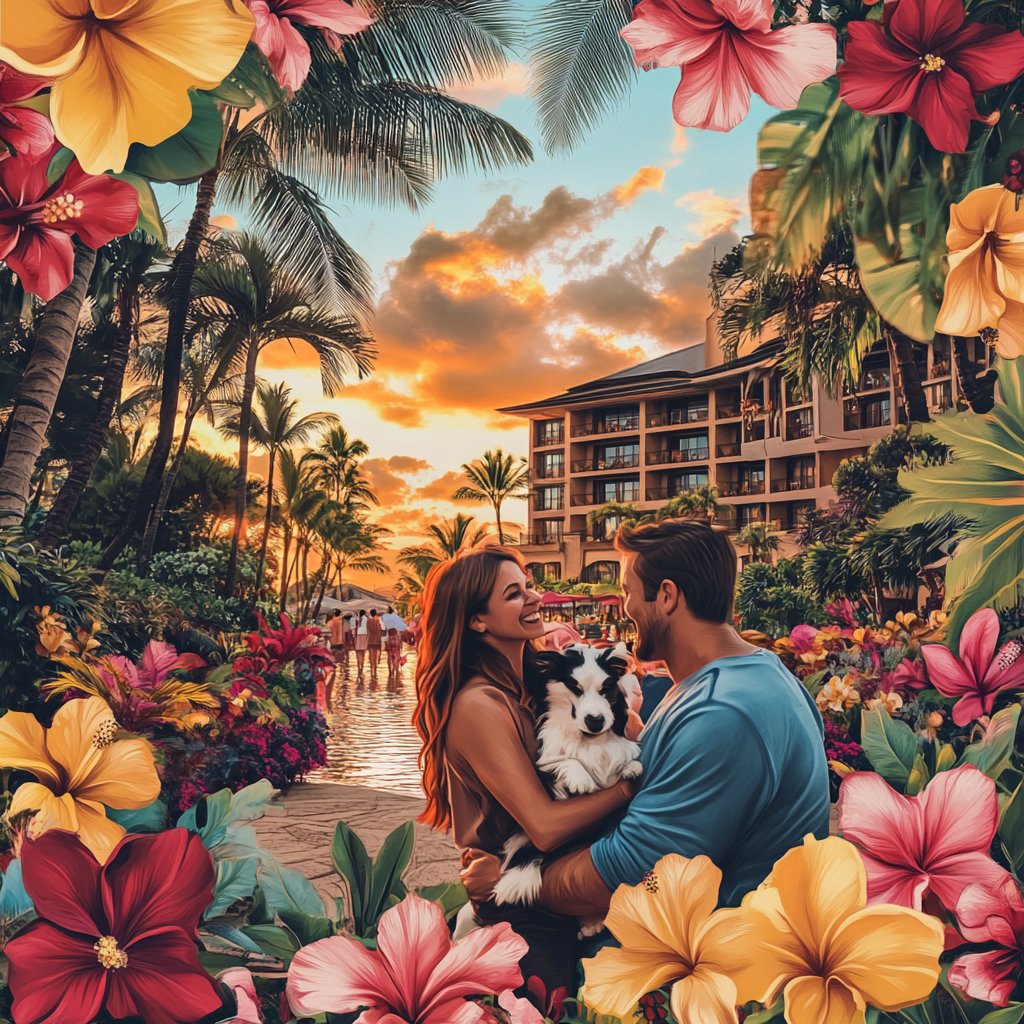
534, 650, 566, 679
597, 647, 629, 677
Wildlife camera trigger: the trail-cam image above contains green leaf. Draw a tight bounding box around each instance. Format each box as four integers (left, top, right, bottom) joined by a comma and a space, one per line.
122, 91, 223, 184
240, 923, 300, 962
104, 799, 166, 833
936, 743, 957, 772
278, 909, 336, 946
416, 882, 469, 920
801, 668, 829, 699
978, 1005, 1024, 1024
107, 171, 167, 243
199, 77, 256, 110
860, 706, 918, 790
331, 821, 372, 933
206, 855, 260, 919
1000, 781, 1024, 874
743, 1001, 784, 1024
958, 703, 1021, 780
367, 821, 415, 930
906, 753, 930, 796
46, 147, 74, 185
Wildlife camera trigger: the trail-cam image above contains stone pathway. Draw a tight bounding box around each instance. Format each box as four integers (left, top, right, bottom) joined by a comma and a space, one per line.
253, 781, 462, 909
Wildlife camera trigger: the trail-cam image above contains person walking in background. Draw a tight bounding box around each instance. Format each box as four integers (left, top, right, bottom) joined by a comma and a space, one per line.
366, 608, 384, 682
381, 605, 407, 679
326, 610, 348, 706
354, 608, 369, 680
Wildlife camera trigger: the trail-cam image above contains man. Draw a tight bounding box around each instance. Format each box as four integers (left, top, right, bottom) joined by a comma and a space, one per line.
365, 608, 383, 682
326, 611, 349, 705
461, 518, 829, 918
381, 605, 407, 679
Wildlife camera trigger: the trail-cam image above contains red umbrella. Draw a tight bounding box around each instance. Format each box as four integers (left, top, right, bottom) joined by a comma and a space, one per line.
540, 591, 575, 606
597, 595, 621, 606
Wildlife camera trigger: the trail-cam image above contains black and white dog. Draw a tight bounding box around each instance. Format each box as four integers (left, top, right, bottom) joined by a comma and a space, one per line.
490, 642, 642, 908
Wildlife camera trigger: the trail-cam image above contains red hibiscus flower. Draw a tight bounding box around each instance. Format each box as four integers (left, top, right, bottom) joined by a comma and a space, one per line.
620, 0, 837, 132
5, 828, 223, 1024
0, 144, 139, 300
837, 0, 1024, 153
0, 63, 53, 160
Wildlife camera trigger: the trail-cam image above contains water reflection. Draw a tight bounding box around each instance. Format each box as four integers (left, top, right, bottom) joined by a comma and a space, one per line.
307, 651, 424, 797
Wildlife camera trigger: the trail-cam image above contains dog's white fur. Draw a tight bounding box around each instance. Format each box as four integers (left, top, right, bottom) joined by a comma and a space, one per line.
491, 643, 642, 910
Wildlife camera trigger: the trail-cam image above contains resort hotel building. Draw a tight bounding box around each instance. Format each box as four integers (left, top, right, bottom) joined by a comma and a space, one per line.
501, 325, 988, 585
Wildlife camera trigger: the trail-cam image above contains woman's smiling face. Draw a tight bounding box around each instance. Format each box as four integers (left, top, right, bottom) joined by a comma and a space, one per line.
470, 559, 546, 641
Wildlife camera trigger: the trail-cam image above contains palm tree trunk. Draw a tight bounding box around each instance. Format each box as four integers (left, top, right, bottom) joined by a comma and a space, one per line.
0, 243, 96, 527
887, 327, 930, 423
279, 523, 293, 609
142, 410, 197, 557
494, 502, 503, 545
256, 447, 276, 591
38, 281, 134, 549
951, 335, 998, 414
99, 167, 220, 571
223, 336, 259, 597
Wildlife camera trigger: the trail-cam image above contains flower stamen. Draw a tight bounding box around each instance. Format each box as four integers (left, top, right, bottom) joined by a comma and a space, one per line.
94, 935, 128, 970
92, 719, 118, 749
642, 870, 660, 894
919, 53, 945, 72
41, 191, 84, 225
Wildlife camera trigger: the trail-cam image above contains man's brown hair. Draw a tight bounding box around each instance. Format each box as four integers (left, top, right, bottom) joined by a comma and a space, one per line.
615, 519, 737, 623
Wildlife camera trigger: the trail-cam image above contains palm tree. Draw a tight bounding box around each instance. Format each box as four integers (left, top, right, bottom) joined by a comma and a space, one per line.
398, 514, 491, 575
452, 448, 530, 543
277, 449, 327, 609
305, 425, 370, 504
0, 244, 96, 527
657, 484, 729, 524
38, 232, 168, 550
219, 381, 339, 591
307, 506, 389, 619
585, 502, 655, 537
737, 524, 780, 565
185, 232, 375, 597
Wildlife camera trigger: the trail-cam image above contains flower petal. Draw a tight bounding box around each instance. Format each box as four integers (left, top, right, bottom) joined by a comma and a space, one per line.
996, 300, 1024, 360
286, 935, 405, 1016
620, 0, 724, 68
74, 734, 160, 810
672, 36, 752, 131
669, 968, 739, 1024
20, 828, 105, 936
924, 850, 1013, 916
918, 765, 999, 867
957, 608, 1000, 689
951, 693, 988, 728
419, 919, 527, 1017
886, 0, 963, 53
855, 853, 929, 910
375, 895, 452, 1018
784, 975, 865, 1024
709, 0, 772, 32
0, 0, 89, 75
2, 107, 56, 158
734, 22, 836, 111
0, 64, 53, 104
249, 1, 312, 93
918, 644, 976, 698
945, 23, 1024, 93
74, 798, 129, 865
102, 829, 214, 941
108, 926, 224, 1024
836, 21, 920, 116
0, 708, 63, 787
954, 878, 1024, 947
948, 950, 1022, 1007
5, 920, 107, 1024
583, 947, 688, 1018
277, 0, 374, 34
906, 65, 976, 154
828, 905, 944, 1011
55, 161, 140, 250
3, 224, 76, 300
10, 781, 78, 832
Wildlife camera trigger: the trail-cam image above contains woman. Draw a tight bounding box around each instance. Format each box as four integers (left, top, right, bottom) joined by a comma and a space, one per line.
353, 608, 368, 679
414, 546, 633, 991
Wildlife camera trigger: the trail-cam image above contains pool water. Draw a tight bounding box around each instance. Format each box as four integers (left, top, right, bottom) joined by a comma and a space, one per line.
306, 651, 425, 797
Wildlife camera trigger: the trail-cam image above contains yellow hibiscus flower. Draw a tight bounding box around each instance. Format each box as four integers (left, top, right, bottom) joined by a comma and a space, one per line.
0, 696, 161, 863
583, 854, 767, 1024
741, 835, 944, 1024
0, 0, 254, 175
935, 184, 1024, 359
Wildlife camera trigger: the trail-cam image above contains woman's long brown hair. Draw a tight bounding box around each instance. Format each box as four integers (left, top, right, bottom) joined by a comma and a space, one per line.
413, 545, 537, 832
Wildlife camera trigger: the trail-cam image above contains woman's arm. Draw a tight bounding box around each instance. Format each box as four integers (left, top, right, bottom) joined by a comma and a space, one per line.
449, 688, 632, 853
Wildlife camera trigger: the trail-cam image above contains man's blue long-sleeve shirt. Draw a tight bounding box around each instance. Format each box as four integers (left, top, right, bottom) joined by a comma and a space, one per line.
591, 650, 830, 908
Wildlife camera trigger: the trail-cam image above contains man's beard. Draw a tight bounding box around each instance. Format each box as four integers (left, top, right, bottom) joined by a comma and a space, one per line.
634, 608, 671, 662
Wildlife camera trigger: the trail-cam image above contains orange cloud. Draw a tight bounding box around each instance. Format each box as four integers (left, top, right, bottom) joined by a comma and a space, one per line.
676, 189, 747, 239
670, 124, 688, 155
447, 63, 530, 109
418, 470, 477, 503
613, 166, 665, 207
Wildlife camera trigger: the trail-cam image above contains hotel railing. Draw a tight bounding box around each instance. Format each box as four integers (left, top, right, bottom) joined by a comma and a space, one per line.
646, 448, 709, 466
571, 454, 641, 472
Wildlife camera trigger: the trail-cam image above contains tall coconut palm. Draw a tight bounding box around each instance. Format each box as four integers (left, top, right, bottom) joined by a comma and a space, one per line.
398, 514, 491, 573
737, 524, 780, 565
307, 506, 389, 619
219, 381, 340, 591
305, 425, 370, 504
586, 502, 655, 534
452, 448, 530, 543
657, 484, 730, 524
185, 232, 375, 597
277, 449, 327, 609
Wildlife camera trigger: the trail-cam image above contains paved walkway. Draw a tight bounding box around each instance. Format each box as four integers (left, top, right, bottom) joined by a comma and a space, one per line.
253, 781, 462, 908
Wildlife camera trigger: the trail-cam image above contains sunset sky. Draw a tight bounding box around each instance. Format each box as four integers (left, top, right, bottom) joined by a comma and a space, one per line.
158, 34, 769, 586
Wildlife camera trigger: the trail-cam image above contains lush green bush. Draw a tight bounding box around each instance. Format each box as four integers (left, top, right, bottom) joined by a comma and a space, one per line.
736, 558, 829, 637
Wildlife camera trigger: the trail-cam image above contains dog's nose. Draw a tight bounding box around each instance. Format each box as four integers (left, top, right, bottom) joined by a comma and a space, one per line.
583, 714, 605, 733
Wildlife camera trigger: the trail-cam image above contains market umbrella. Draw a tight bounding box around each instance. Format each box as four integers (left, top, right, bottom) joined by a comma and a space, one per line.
540, 591, 575, 606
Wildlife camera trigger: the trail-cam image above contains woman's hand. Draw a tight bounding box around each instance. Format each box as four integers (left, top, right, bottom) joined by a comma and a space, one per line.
459, 848, 503, 902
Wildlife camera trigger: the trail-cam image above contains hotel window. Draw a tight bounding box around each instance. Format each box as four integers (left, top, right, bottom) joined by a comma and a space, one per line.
585, 561, 620, 584
540, 452, 564, 478
860, 353, 892, 392
677, 435, 709, 459
540, 519, 563, 542
741, 466, 765, 494
596, 515, 622, 541
543, 562, 561, 580
537, 486, 563, 511
525, 563, 545, 584
537, 419, 564, 446
785, 378, 809, 406
602, 408, 640, 432
598, 478, 640, 504
670, 398, 709, 423
670, 471, 708, 495
785, 407, 814, 440
787, 456, 816, 490
739, 505, 765, 527
600, 444, 639, 469
863, 395, 891, 428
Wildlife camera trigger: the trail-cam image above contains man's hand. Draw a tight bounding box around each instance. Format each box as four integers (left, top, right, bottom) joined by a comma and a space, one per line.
460, 848, 502, 902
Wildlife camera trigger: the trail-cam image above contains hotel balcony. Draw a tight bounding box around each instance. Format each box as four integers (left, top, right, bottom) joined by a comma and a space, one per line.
534, 432, 565, 448
718, 480, 766, 497
533, 464, 565, 480
570, 418, 641, 438
771, 478, 815, 492
716, 442, 741, 457
570, 494, 597, 507
647, 408, 709, 428
571, 453, 641, 473
646, 448, 710, 466
509, 533, 563, 546
716, 403, 741, 419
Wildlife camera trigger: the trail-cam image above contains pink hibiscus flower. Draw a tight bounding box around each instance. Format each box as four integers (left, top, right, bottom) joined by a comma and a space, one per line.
619, 0, 837, 132
218, 968, 264, 1022
838, 766, 1012, 913
246, 0, 374, 93
0, 64, 53, 160
948, 877, 1024, 1007
920, 607, 1024, 726
285, 893, 528, 1023
837, 0, 1024, 154
886, 656, 929, 695
0, 145, 139, 301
